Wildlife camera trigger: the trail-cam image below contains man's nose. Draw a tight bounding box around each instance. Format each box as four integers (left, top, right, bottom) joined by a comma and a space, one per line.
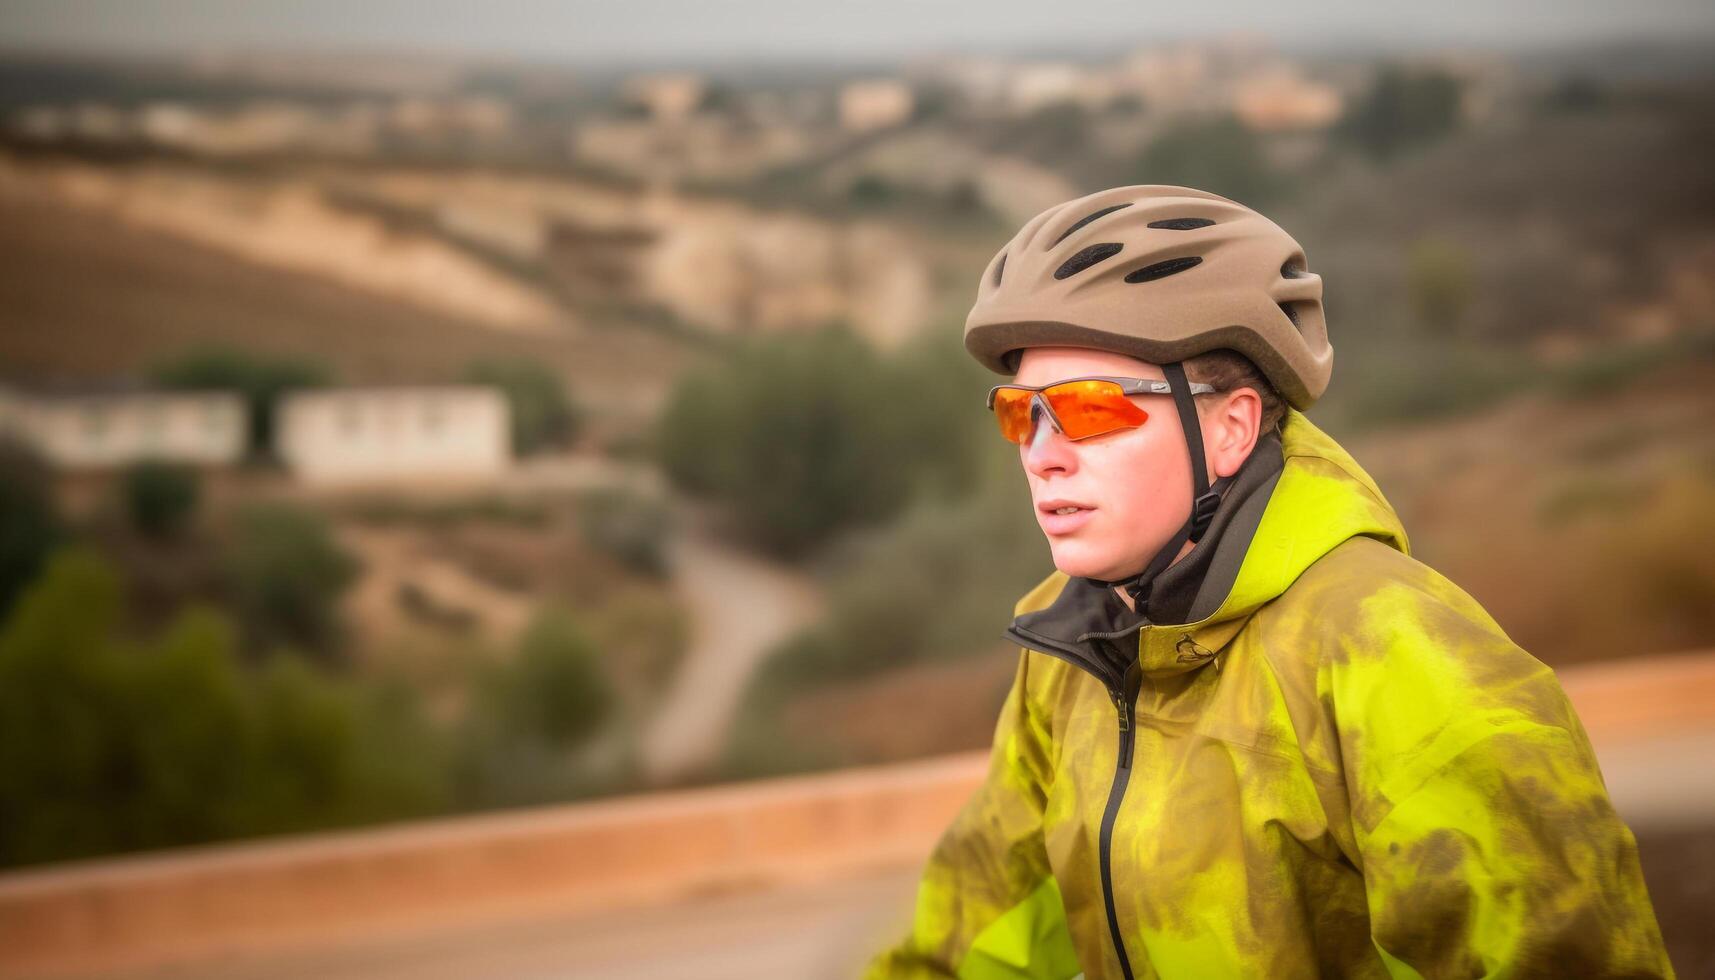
1022, 397, 1075, 472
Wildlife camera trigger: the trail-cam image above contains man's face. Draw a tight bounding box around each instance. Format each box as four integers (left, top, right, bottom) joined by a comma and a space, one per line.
1011, 347, 1196, 582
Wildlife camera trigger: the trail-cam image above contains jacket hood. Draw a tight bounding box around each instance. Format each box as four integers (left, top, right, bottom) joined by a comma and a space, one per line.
1004, 407, 1411, 686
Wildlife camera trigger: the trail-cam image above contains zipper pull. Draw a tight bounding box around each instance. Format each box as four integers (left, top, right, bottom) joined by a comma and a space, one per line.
1112, 689, 1135, 770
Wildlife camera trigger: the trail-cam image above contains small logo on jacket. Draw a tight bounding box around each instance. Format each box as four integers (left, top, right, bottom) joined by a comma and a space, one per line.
1175, 634, 1215, 663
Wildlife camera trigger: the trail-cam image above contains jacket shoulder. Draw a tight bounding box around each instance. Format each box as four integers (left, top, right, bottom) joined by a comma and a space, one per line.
1259, 534, 1587, 769
1268, 534, 1514, 656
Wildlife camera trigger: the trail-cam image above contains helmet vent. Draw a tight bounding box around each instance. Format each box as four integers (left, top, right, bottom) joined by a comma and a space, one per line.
1124, 256, 1202, 283
1147, 217, 1215, 231
1280, 302, 1301, 328
1049, 203, 1132, 247
1054, 243, 1124, 280
993, 253, 1007, 286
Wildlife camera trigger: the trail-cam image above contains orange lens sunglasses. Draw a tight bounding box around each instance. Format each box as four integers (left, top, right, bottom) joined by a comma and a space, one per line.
985, 375, 1216, 444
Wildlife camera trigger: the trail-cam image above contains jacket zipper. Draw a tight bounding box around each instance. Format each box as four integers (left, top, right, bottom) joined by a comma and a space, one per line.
1005, 624, 1143, 980
1099, 661, 1142, 980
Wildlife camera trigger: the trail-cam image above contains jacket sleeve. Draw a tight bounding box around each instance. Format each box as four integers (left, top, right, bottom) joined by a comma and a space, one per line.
859, 647, 1082, 980
1322, 579, 1675, 978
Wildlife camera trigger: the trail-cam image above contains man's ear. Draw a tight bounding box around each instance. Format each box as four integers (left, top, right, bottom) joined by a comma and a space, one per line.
1205, 387, 1262, 480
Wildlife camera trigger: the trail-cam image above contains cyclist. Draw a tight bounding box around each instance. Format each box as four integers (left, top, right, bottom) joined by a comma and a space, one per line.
861, 185, 1672, 978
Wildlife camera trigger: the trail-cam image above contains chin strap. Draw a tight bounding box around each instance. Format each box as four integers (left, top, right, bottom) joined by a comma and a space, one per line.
1083, 361, 1232, 614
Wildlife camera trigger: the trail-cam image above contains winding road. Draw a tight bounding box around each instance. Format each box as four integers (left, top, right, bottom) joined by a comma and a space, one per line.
639, 499, 824, 783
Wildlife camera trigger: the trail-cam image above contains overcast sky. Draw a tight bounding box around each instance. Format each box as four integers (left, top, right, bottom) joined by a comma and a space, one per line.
4, 0, 1714, 66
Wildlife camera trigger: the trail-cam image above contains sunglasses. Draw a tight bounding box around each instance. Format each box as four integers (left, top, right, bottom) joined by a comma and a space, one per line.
985, 375, 1216, 444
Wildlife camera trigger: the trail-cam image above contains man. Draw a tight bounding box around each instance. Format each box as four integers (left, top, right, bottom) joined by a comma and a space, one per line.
861, 185, 1671, 978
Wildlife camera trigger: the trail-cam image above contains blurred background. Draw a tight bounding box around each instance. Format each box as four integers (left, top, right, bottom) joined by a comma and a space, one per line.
0, 1, 1712, 977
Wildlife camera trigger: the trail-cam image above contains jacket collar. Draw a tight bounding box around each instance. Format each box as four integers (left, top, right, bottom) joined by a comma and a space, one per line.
1003, 409, 1411, 687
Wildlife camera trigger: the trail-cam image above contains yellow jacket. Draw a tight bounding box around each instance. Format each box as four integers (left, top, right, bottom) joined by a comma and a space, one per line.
863, 408, 1672, 978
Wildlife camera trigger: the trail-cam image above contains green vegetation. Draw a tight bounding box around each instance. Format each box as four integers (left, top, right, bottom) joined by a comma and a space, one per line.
151, 346, 331, 461
462, 357, 582, 455
656, 322, 991, 557
121, 459, 200, 539
577, 487, 672, 578
0, 539, 633, 868
455, 606, 619, 807
1133, 114, 1286, 208
223, 502, 359, 665
656, 322, 906, 556
1335, 65, 1466, 162
0, 549, 445, 867
0, 440, 61, 618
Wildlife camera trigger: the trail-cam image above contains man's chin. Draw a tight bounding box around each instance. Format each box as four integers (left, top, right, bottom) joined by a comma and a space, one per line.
1048, 546, 1134, 583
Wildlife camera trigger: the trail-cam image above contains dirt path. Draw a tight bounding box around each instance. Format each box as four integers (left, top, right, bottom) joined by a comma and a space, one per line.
640, 501, 824, 783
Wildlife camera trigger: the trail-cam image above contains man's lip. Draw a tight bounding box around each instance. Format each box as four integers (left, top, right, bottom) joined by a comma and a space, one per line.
1037, 500, 1095, 513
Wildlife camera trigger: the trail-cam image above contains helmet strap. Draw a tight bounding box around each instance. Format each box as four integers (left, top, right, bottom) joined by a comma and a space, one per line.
1084, 360, 1233, 616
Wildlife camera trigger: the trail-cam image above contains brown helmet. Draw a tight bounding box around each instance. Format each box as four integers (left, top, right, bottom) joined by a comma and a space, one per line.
964, 184, 1332, 409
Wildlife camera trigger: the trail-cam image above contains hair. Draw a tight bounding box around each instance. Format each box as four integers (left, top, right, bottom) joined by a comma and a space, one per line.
1184, 348, 1288, 437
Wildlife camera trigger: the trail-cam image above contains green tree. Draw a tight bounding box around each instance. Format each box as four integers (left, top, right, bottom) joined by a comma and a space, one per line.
848, 173, 897, 209
151, 346, 330, 461
462, 358, 581, 456
223, 503, 359, 664
0, 439, 60, 618
504, 607, 615, 747
1134, 114, 1285, 208
1335, 65, 1465, 163
455, 606, 616, 806
121, 459, 200, 539
0, 547, 134, 864
656, 322, 919, 556
0, 547, 444, 868
118, 606, 253, 848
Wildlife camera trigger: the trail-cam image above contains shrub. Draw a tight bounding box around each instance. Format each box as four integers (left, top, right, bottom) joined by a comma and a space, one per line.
121, 459, 200, 539
223, 503, 358, 664
577, 487, 672, 577
502, 607, 615, 747
656, 321, 988, 556
0, 438, 60, 618
455, 606, 618, 806
1133, 114, 1286, 208
462, 358, 581, 455
0, 548, 444, 867
1335, 65, 1465, 163
151, 346, 330, 461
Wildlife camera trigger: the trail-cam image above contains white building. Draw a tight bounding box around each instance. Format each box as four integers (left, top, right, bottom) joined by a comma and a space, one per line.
0, 384, 246, 468
276, 385, 510, 485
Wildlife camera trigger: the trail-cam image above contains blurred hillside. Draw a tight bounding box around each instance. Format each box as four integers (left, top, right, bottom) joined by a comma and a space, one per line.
0, 36, 1712, 868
